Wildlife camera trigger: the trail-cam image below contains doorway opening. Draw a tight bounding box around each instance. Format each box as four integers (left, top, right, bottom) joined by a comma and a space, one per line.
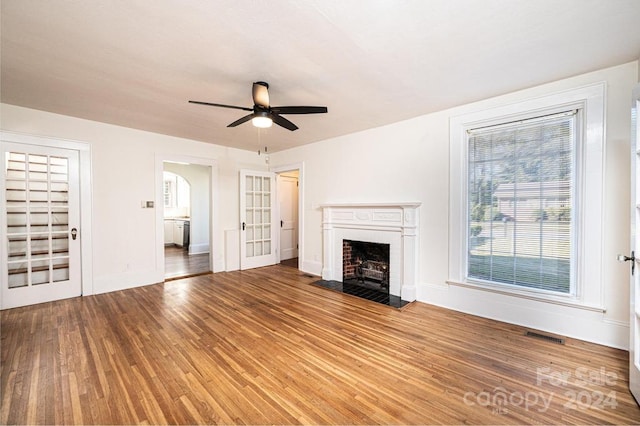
163, 161, 211, 280
276, 168, 300, 270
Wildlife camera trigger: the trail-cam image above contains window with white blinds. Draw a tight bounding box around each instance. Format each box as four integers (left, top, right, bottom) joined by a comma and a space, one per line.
466, 111, 576, 294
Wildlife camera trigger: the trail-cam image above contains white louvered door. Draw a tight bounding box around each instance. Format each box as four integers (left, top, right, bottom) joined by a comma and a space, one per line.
1, 142, 81, 309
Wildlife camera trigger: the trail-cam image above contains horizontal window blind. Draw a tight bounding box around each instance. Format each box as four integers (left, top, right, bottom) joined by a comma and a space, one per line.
467, 111, 575, 293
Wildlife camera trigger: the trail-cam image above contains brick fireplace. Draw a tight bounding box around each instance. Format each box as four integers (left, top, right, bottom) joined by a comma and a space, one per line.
343, 240, 390, 290
321, 202, 421, 301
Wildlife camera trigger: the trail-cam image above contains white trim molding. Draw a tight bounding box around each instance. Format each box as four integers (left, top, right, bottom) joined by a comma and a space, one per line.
436, 82, 624, 348
155, 154, 221, 278
270, 162, 305, 272
449, 82, 606, 309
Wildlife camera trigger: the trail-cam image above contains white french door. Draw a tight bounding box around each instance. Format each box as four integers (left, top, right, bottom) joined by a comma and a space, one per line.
629, 84, 640, 403
1, 142, 81, 309
240, 170, 277, 270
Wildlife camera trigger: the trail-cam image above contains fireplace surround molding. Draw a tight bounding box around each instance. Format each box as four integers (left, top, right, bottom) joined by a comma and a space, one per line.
321, 202, 421, 301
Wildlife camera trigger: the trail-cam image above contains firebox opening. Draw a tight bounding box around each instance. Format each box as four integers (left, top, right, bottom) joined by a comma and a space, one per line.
342, 239, 390, 293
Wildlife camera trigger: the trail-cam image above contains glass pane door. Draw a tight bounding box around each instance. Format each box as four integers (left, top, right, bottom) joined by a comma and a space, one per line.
245, 174, 272, 258
2, 141, 80, 310
6, 152, 70, 287
240, 170, 277, 270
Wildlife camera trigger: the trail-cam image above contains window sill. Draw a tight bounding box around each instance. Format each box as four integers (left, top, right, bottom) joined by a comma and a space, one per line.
446, 279, 606, 313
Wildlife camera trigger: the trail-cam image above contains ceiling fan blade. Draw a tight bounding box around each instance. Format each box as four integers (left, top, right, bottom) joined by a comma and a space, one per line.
252, 82, 270, 108
189, 100, 253, 112
227, 113, 255, 127
271, 113, 298, 131
271, 106, 328, 115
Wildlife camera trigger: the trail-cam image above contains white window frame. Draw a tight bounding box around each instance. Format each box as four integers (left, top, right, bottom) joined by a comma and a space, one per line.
448, 83, 606, 310
163, 178, 175, 208
163, 171, 191, 210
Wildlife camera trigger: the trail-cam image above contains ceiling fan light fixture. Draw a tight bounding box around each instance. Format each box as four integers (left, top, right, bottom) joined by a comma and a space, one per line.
252, 114, 273, 128
189, 81, 327, 131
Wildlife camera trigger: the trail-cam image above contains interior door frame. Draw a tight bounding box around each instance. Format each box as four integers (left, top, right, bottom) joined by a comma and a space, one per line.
276, 172, 299, 262
0, 131, 94, 297
154, 154, 221, 275
271, 162, 304, 269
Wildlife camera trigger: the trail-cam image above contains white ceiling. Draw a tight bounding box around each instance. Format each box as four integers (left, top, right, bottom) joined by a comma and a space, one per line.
2, 0, 640, 152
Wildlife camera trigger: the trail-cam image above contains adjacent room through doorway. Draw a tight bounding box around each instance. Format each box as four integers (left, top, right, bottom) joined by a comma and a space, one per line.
163, 161, 211, 279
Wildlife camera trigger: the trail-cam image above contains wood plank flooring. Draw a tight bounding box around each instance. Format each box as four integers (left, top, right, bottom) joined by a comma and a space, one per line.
2, 265, 639, 424
164, 245, 210, 280
280, 257, 298, 269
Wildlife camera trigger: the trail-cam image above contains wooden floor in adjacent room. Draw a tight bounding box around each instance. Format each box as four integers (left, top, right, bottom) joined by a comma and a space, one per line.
164, 245, 210, 280
2, 265, 639, 424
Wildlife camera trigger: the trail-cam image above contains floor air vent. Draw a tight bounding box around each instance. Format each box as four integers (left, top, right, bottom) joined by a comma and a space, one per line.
524, 331, 565, 345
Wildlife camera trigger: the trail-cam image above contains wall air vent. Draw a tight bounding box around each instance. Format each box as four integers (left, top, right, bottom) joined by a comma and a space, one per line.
524, 330, 565, 345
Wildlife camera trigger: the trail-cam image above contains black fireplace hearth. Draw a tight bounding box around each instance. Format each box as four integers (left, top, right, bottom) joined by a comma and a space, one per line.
308, 239, 410, 307
311, 279, 409, 308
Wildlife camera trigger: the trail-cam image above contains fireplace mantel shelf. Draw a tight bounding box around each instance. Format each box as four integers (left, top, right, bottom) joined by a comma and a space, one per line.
320, 202, 422, 208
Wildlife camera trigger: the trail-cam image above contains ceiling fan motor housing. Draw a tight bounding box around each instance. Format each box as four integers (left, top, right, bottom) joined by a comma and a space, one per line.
189, 81, 327, 131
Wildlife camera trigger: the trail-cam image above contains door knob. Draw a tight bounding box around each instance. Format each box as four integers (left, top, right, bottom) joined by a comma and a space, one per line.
71, 228, 78, 240
617, 251, 635, 275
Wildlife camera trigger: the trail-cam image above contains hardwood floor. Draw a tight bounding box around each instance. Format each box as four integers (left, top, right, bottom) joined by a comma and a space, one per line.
2, 265, 639, 424
164, 245, 210, 280
280, 257, 298, 269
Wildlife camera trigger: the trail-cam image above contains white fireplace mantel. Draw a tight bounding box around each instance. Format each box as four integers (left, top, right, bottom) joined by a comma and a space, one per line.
321, 202, 421, 301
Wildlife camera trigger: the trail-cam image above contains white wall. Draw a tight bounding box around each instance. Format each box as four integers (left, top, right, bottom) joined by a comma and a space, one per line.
270, 61, 639, 349
0, 103, 267, 294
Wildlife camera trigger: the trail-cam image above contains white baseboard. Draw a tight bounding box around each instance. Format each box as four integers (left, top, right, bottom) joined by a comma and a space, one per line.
93, 269, 164, 295
416, 282, 629, 350
401, 284, 417, 302
301, 260, 322, 277
225, 263, 239, 272
189, 243, 209, 255
212, 256, 225, 273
